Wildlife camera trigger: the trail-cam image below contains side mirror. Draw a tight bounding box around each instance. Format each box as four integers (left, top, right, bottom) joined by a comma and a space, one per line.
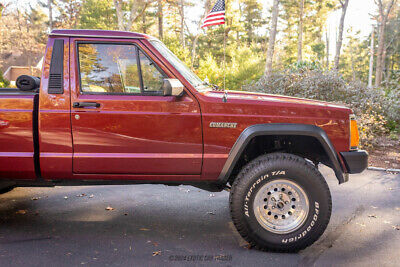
162, 79, 184, 97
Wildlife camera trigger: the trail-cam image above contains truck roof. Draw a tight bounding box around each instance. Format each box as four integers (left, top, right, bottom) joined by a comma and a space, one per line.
49, 29, 153, 40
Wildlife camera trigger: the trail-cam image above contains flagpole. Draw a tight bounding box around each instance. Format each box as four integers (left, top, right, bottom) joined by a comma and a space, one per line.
223, 22, 226, 92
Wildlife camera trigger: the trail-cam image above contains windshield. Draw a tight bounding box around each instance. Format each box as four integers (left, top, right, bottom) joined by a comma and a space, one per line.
149, 40, 209, 91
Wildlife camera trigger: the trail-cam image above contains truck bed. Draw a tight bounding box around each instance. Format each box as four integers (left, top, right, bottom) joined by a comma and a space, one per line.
0, 89, 38, 180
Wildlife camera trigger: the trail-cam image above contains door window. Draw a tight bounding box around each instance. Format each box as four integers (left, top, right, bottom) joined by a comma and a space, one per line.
77, 43, 165, 95
138, 50, 164, 93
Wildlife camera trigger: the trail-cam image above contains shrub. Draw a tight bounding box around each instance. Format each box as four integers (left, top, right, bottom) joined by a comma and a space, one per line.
0, 70, 10, 88
247, 67, 399, 148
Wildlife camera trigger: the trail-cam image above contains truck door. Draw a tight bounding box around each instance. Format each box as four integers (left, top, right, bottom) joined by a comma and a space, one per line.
70, 39, 202, 175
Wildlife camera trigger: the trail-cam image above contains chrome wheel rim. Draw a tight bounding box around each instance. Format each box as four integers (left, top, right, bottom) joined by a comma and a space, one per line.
253, 179, 309, 234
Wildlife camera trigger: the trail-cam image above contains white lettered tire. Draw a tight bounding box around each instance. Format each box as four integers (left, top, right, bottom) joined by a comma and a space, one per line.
229, 153, 332, 252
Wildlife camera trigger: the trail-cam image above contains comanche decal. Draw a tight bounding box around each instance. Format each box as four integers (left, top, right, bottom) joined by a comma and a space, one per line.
209, 122, 238, 128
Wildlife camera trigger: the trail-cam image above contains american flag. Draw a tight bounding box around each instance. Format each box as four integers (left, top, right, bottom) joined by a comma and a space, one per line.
201, 0, 225, 28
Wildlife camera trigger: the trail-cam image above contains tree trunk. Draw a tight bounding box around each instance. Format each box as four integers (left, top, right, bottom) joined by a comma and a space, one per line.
113, 0, 149, 31
191, 35, 200, 68
297, 0, 304, 63
157, 0, 163, 40
142, 10, 147, 33
333, 0, 349, 70
368, 27, 374, 88
48, 0, 53, 30
191, 0, 211, 68
180, 0, 185, 48
264, 0, 280, 77
376, 21, 386, 86
325, 30, 330, 69
113, 0, 124, 31
375, 0, 395, 86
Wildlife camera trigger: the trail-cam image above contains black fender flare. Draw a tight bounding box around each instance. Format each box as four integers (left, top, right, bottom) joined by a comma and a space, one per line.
217, 123, 346, 184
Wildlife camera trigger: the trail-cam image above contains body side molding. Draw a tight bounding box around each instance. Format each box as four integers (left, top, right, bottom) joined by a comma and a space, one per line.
217, 123, 346, 184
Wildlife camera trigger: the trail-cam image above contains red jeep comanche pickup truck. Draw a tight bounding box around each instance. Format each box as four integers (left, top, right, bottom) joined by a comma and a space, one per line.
0, 29, 367, 252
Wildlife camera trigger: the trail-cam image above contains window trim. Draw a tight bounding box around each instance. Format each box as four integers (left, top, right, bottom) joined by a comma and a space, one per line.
76, 41, 167, 96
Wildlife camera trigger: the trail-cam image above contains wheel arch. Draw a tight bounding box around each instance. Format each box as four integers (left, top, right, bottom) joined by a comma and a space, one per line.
217, 123, 346, 185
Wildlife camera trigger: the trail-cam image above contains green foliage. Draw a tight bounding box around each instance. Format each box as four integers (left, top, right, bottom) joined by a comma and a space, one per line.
288, 60, 322, 72
0, 71, 10, 88
78, 0, 117, 30
339, 29, 369, 81
197, 43, 264, 90
240, 0, 265, 43
279, 0, 334, 65
162, 36, 192, 67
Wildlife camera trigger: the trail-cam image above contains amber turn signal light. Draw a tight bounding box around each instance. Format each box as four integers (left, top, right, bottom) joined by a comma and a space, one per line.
350, 116, 359, 150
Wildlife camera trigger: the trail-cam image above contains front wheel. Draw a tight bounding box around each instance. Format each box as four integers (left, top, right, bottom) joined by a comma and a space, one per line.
229, 153, 332, 252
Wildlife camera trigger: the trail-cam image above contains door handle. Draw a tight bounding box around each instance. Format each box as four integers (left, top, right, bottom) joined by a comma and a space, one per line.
73, 102, 101, 108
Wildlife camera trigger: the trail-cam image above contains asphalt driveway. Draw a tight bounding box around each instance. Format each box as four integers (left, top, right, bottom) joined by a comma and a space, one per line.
0, 167, 399, 266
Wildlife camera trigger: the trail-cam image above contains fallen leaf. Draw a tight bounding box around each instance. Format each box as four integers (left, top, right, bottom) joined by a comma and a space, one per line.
15, 210, 27, 215
152, 251, 161, 256
243, 243, 252, 249
105, 206, 114, 211
356, 222, 366, 227
140, 228, 150, 231
368, 215, 377, 218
